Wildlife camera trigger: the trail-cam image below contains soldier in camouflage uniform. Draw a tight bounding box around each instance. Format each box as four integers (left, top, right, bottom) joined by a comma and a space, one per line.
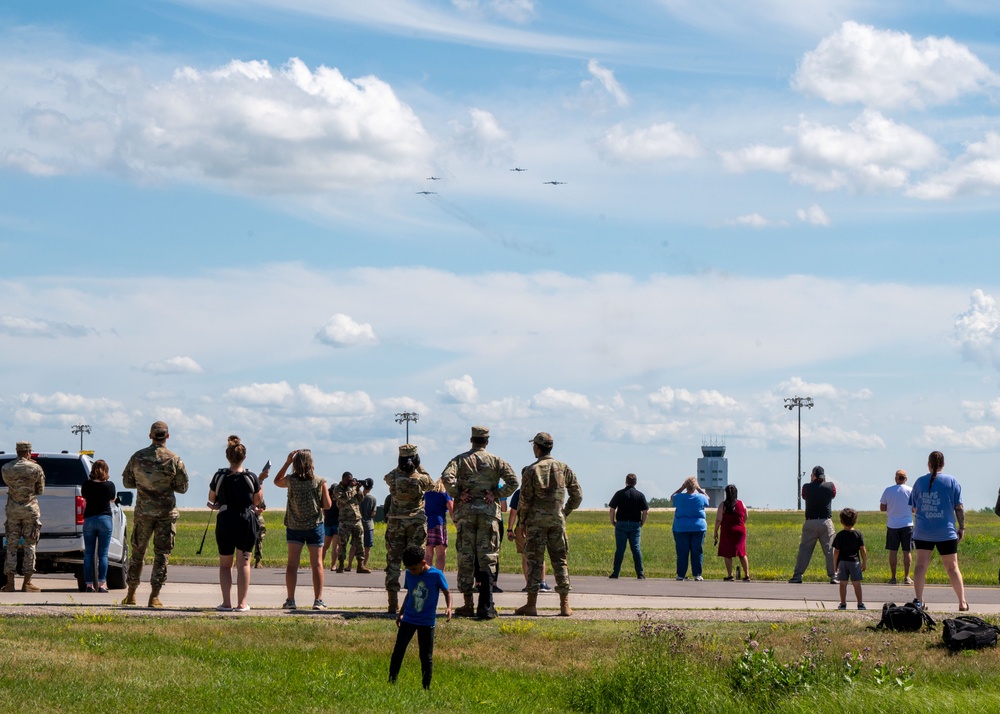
384, 444, 433, 613
122, 421, 189, 607
514, 432, 582, 617
442, 426, 517, 620
1, 442, 45, 592
332, 472, 366, 573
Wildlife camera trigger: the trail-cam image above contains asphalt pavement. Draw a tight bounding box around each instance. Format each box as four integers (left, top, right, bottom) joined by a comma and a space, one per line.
4, 566, 999, 615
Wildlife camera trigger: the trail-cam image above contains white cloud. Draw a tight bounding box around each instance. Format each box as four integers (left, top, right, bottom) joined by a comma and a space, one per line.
378, 396, 428, 413
809, 425, 885, 450
582, 59, 630, 108
594, 419, 688, 444
1, 56, 432, 194
599, 122, 702, 163
908, 132, 1000, 200
440, 375, 479, 404
953, 289, 1000, 369
531, 388, 590, 411
777, 377, 873, 403
142, 356, 204, 375
917, 424, 1000, 450
721, 110, 941, 193
452, 0, 535, 23
648, 386, 742, 412
655, 0, 858, 35
315, 313, 378, 348
793, 21, 999, 110
449, 108, 512, 164
297, 384, 375, 416
225, 381, 295, 407
152, 406, 214, 435
962, 398, 1000, 422
724, 213, 787, 228
0, 314, 91, 338
797, 204, 831, 226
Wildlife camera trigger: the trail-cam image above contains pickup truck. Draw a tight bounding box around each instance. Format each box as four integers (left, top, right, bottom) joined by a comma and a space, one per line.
0, 451, 133, 591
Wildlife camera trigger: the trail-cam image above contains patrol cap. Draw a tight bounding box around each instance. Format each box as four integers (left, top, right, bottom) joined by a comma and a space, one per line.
150, 421, 169, 439
471, 426, 490, 439
15, 441, 31, 453
530, 432, 554, 447
399, 444, 418, 457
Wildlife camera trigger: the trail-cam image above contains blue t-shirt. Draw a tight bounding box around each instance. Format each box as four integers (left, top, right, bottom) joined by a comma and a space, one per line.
909, 472, 962, 542
402, 567, 448, 627
672, 492, 709, 533
423, 491, 452, 528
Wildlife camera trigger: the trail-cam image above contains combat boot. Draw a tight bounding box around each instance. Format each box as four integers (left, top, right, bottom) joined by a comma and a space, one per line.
20, 576, 40, 593
123, 586, 137, 605
357, 560, 372, 574
476, 569, 497, 620
387, 590, 398, 615
336, 560, 345, 574
148, 588, 163, 608
559, 592, 572, 617
1, 574, 15, 593
514, 592, 538, 617
454, 592, 476, 618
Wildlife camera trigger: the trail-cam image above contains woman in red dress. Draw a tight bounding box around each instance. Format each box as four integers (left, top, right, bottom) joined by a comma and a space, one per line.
713, 484, 750, 581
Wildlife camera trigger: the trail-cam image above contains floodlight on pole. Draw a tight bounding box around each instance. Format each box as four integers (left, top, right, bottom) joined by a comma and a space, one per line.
394, 412, 419, 443
783, 396, 814, 510
71, 423, 92, 453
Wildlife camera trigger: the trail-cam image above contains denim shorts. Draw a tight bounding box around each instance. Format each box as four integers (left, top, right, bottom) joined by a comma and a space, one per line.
323, 523, 339, 538
287, 524, 324, 546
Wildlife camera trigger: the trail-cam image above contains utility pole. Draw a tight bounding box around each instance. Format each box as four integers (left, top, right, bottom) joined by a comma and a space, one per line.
394, 412, 419, 443
783, 396, 814, 510
71, 423, 91, 452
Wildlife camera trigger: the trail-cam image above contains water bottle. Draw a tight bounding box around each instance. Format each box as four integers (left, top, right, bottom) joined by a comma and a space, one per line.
736, 566, 741, 580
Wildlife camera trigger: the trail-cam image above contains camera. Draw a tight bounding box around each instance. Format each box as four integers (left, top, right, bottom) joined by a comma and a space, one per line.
354, 477, 374, 490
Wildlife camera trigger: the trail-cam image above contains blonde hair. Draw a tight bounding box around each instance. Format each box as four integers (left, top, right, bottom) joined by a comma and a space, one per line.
432, 477, 446, 493
225, 435, 246, 466
682, 476, 699, 493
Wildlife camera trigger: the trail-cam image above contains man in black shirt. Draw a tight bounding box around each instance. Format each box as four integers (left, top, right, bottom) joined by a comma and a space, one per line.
789, 465, 838, 584
608, 473, 649, 579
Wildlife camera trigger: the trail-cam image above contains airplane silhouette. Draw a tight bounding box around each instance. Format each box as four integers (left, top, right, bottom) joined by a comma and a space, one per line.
543, 181, 566, 185
416, 191, 437, 195
427, 176, 442, 180
510, 167, 527, 172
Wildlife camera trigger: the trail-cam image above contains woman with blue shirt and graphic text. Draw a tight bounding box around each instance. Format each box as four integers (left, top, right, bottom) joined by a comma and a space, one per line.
909, 450, 968, 611
671, 476, 710, 581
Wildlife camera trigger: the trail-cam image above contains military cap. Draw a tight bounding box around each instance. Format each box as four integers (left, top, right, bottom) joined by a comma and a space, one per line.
150, 420, 169, 439
15, 441, 31, 453
399, 444, 418, 457
530, 432, 554, 447
470, 426, 490, 439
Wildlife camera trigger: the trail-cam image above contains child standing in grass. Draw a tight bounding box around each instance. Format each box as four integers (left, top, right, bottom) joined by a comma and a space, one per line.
389, 544, 451, 690
833, 508, 867, 610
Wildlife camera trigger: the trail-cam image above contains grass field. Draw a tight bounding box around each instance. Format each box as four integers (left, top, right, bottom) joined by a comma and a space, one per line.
3, 612, 1000, 712
168, 509, 1000, 585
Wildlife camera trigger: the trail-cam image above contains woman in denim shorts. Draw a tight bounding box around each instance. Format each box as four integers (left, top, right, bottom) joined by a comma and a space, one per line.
275, 449, 332, 610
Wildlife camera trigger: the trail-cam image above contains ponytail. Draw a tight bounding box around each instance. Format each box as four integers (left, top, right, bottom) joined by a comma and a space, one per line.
927, 450, 944, 492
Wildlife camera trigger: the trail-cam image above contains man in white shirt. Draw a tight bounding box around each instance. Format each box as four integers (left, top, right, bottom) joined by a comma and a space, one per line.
880, 469, 914, 585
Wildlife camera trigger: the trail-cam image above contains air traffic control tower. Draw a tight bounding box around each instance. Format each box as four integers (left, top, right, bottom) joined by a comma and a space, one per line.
697, 438, 728, 508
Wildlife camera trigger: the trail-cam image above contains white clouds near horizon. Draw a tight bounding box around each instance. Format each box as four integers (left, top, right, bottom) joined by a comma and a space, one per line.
315, 314, 379, 348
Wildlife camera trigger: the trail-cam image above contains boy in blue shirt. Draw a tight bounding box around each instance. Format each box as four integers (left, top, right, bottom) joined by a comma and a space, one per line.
389, 544, 451, 689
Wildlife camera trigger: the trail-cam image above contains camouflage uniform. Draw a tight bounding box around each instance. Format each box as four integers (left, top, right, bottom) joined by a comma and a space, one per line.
518, 437, 582, 596
441, 427, 517, 612
2, 445, 45, 579
122, 432, 189, 597
383, 448, 433, 594
332, 480, 364, 565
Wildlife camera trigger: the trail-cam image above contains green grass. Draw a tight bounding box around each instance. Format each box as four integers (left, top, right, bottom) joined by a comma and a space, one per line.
169, 509, 1000, 585
3, 613, 1000, 712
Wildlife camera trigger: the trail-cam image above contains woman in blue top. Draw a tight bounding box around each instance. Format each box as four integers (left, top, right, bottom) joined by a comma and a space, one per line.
671, 477, 710, 581
909, 451, 968, 611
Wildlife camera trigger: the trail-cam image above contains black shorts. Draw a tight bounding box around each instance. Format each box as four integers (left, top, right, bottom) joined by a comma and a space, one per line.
913, 538, 959, 556
216, 510, 258, 556
885, 526, 913, 551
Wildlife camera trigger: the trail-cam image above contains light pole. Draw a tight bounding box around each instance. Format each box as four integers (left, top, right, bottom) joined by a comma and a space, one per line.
394, 412, 419, 443
71, 423, 91, 452
783, 396, 813, 510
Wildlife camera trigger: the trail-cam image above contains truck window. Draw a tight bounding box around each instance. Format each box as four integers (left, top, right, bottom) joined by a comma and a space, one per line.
0, 457, 88, 486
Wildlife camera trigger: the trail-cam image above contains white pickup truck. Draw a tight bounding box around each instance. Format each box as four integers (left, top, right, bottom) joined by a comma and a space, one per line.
0, 451, 132, 591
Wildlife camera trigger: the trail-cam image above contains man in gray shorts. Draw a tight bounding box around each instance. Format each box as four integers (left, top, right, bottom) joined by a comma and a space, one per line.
880, 469, 913, 584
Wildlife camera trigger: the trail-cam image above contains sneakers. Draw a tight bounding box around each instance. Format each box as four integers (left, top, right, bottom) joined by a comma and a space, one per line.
694, 576, 704, 581
675, 576, 686, 581
282, 599, 297, 610
492, 584, 504, 593
234, 604, 251, 612
904, 576, 914, 585
837, 602, 847, 610
539, 582, 553, 592
911, 598, 923, 609
888, 577, 897, 585
313, 599, 327, 610
608, 574, 619, 579
637, 574, 646, 580
788, 577, 802, 584
829, 578, 840, 585
857, 603, 867, 610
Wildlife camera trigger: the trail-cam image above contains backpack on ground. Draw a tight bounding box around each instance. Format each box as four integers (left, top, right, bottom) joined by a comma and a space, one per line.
869, 601, 935, 632
942, 616, 1000, 651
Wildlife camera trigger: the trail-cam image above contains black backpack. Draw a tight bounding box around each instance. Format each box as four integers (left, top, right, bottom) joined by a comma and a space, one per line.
870, 601, 935, 632
942, 616, 1000, 651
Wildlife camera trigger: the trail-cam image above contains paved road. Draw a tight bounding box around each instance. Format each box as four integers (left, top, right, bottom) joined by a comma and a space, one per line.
4, 567, 998, 615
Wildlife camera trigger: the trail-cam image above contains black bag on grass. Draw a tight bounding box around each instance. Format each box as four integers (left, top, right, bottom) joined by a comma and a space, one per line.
942, 616, 1000, 651
870, 601, 935, 632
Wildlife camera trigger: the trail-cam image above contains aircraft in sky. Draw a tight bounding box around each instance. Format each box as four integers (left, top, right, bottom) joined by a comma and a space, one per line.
510, 167, 527, 172
416, 191, 437, 195
543, 181, 566, 185
427, 176, 442, 180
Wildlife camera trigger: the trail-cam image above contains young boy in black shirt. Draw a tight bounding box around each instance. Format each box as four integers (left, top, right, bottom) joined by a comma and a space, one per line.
832, 508, 867, 610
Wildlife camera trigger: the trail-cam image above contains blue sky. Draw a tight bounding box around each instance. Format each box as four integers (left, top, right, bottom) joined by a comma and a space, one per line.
3, 0, 1000, 513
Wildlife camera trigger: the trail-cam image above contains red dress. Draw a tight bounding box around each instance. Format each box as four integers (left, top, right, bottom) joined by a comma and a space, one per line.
717, 500, 747, 557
